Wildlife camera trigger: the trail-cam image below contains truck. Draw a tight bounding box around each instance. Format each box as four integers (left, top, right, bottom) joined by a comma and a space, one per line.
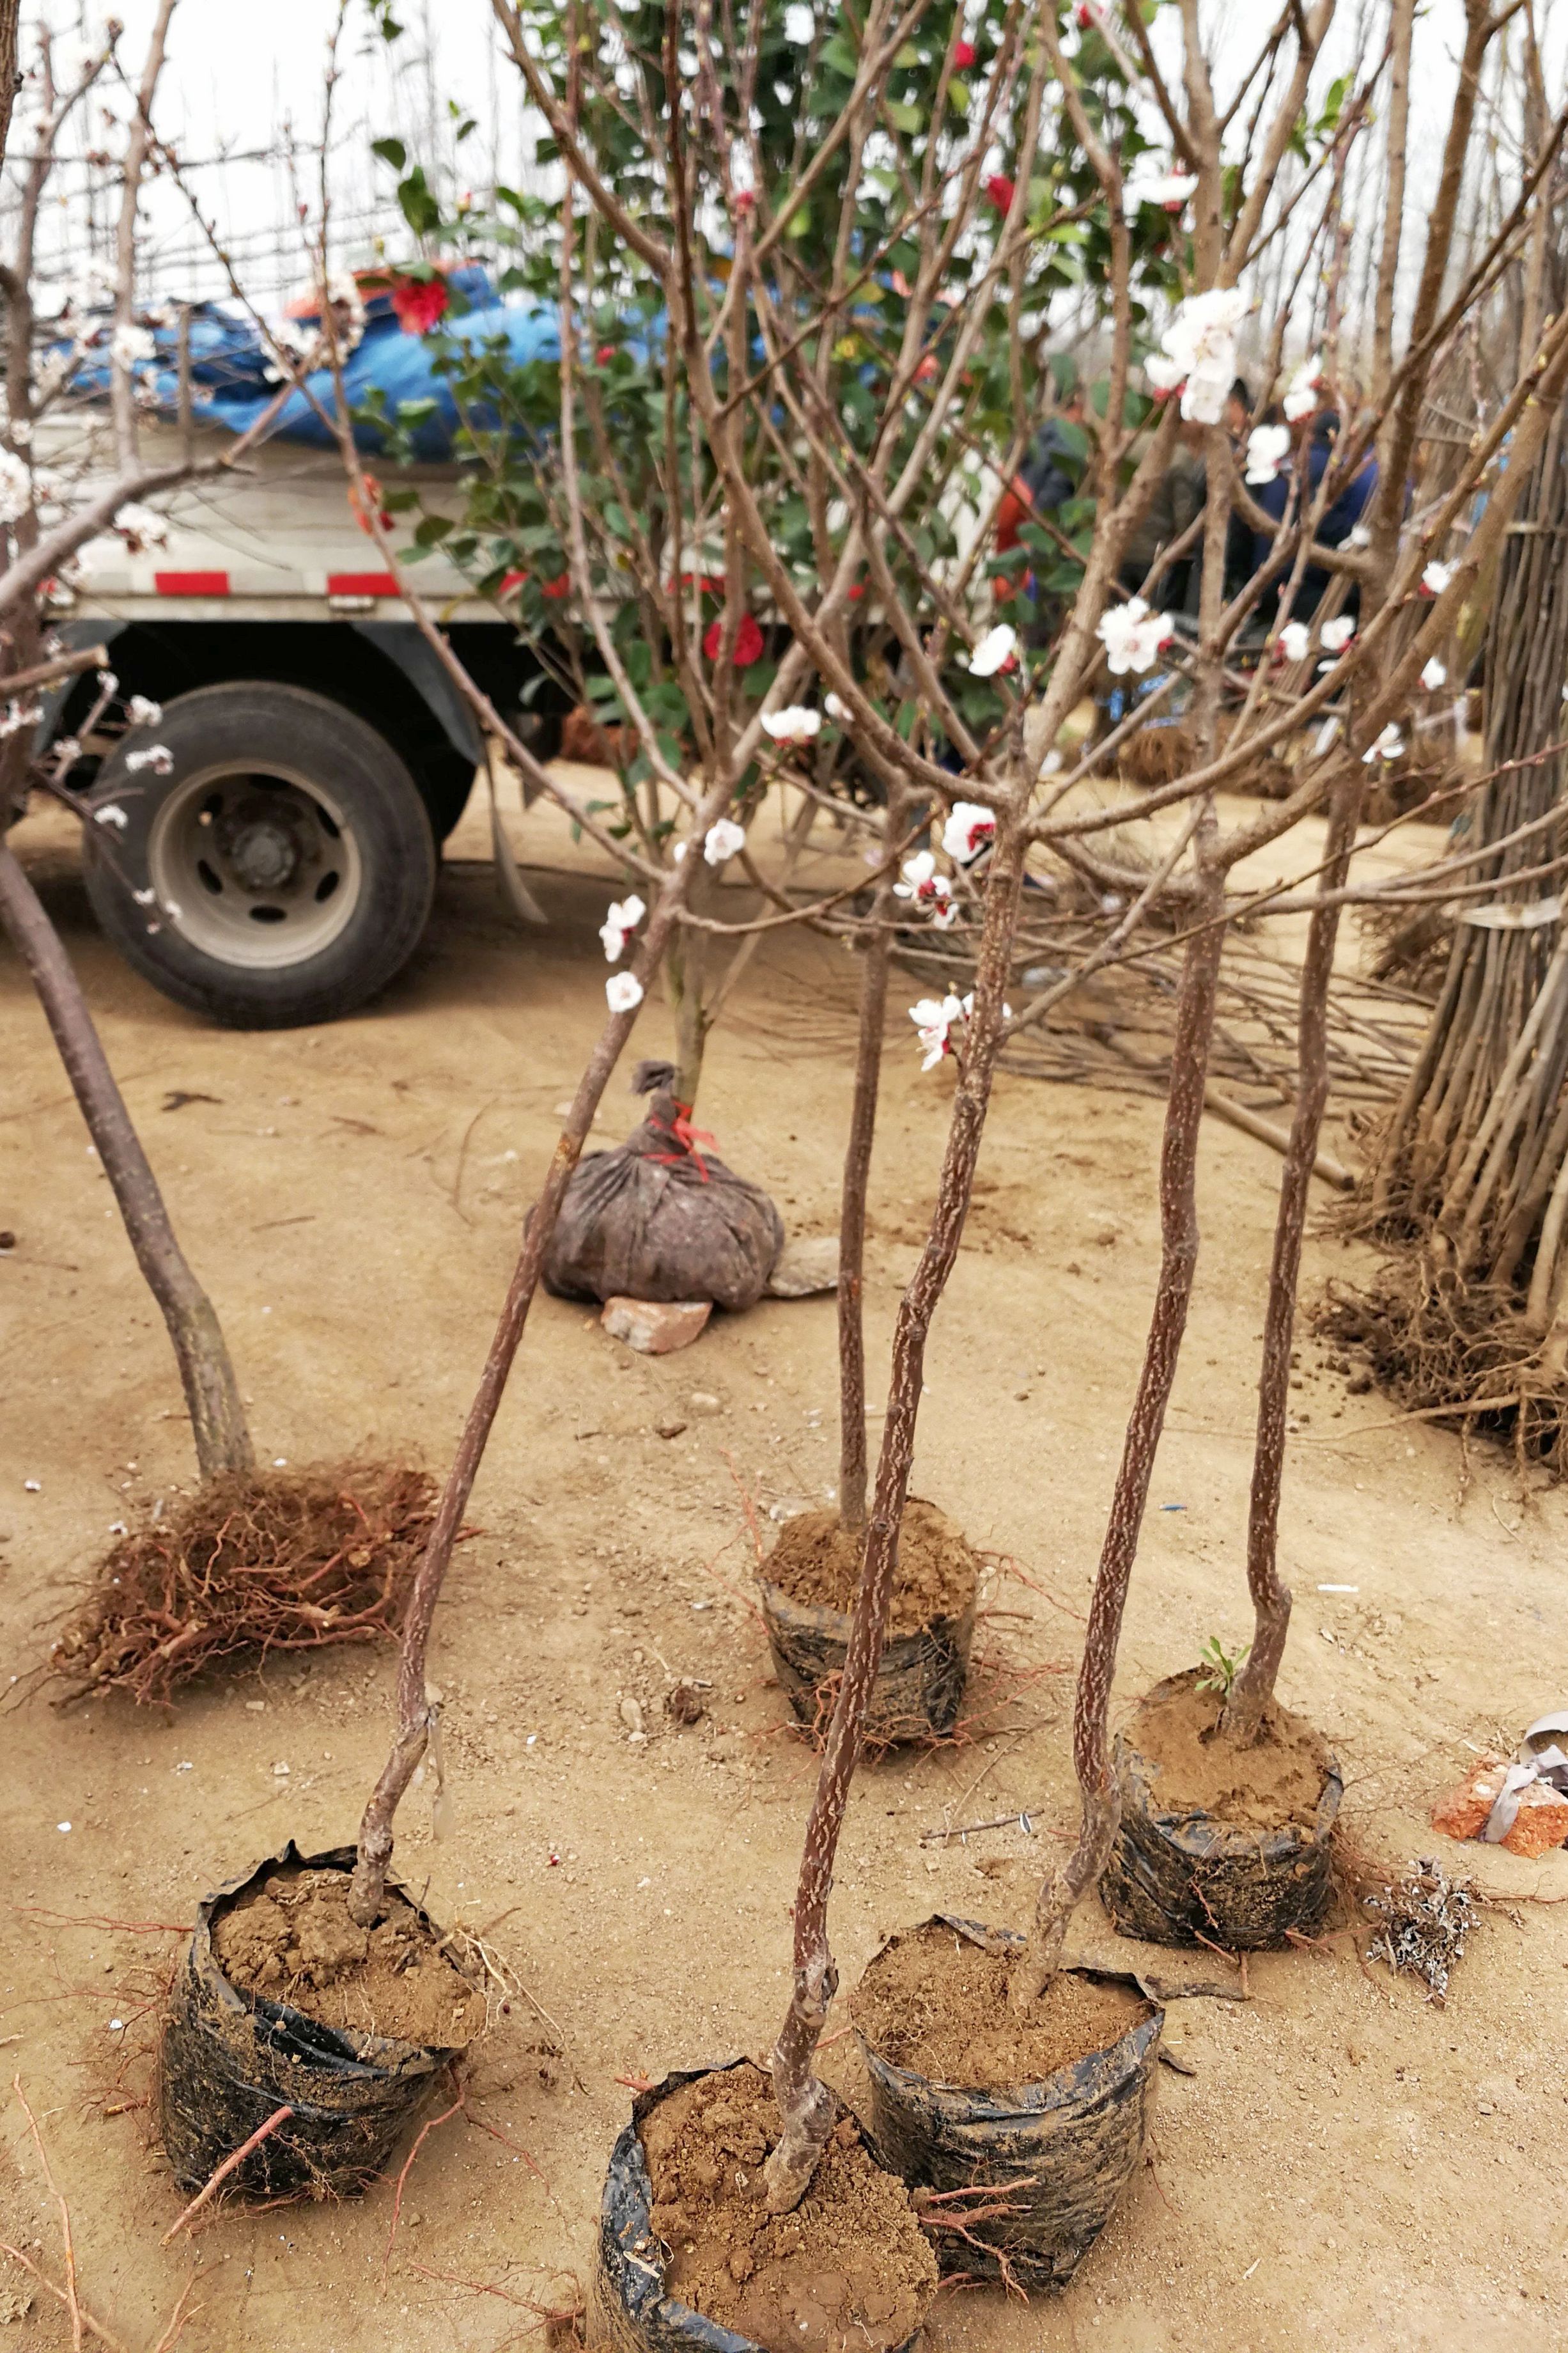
39, 270, 566, 1029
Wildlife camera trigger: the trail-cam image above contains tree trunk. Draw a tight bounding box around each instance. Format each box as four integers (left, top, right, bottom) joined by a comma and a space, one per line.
1011, 827, 1225, 2008
837, 791, 904, 1533
1368, 400, 1568, 1297
348, 781, 736, 1923
0, 840, 252, 1480
764, 814, 1026, 2212
1222, 772, 1361, 1742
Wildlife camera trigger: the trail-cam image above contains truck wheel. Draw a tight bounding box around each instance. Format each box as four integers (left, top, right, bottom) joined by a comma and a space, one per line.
81, 683, 437, 1029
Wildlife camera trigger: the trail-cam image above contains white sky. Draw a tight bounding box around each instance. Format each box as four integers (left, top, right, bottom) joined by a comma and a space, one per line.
10, 0, 1559, 318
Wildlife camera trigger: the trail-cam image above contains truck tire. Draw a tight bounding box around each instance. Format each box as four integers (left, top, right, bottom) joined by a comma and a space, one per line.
81, 683, 438, 1029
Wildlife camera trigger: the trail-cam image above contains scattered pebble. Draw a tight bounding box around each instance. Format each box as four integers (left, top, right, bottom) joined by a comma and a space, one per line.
272, 1762, 290, 1778
23, 1480, 40, 1492
57, 1821, 70, 1833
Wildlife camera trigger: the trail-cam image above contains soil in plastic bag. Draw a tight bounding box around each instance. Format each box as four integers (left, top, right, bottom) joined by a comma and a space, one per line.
851, 1918, 1162, 2290
542, 1062, 783, 1312
159, 1841, 476, 2201
1101, 1668, 1342, 1951
212, 1863, 482, 2046
759, 1501, 978, 1745
596, 2061, 936, 2353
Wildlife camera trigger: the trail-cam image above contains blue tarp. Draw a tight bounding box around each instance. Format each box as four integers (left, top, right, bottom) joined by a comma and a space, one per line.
66, 265, 561, 458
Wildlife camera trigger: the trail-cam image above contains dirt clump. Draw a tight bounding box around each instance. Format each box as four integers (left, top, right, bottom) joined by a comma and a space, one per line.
852, 1921, 1150, 2088
211, 1866, 482, 2049
1125, 1671, 1331, 1831
763, 1497, 977, 1638
640, 2062, 936, 2353
49, 1462, 437, 1705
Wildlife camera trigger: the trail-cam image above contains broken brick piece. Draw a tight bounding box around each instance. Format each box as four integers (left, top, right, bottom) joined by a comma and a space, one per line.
1500, 1783, 1568, 1859
601, 1295, 712, 1355
1430, 1758, 1507, 1843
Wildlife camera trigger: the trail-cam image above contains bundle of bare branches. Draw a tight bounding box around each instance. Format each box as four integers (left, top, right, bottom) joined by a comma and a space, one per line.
49, 1464, 438, 1706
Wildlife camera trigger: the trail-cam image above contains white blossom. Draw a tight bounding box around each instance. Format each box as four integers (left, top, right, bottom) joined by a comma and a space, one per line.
605, 971, 644, 1013
93, 802, 128, 829
1320, 615, 1356, 653
1124, 170, 1198, 217
110, 321, 155, 369
1096, 595, 1174, 675
894, 851, 956, 928
941, 801, 995, 863
760, 703, 822, 746
113, 502, 168, 552
1314, 714, 1342, 755
124, 744, 173, 775
1245, 424, 1290, 486
599, 893, 646, 962
1282, 352, 1322, 423
704, 817, 746, 865
0, 700, 40, 737
824, 692, 848, 721
1278, 621, 1310, 663
0, 450, 31, 525
1420, 559, 1454, 598
784, 2, 815, 39
50, 33, 104, 91
1145, 287, 1248, 425
325, 271, 367, 350
126, 694, 163, 726
1346, 522, 1372, 550
1363, 724, 1404, 764
967, 622, 1018, 677
1420, 657, 1447, 692
910, 992, 966, 1070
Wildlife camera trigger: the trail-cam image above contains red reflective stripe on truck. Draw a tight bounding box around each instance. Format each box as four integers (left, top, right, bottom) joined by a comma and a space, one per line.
326, 571, 399, 597
155, 569, 230, 595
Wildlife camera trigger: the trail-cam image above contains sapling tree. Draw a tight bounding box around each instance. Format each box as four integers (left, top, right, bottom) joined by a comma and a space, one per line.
1016, 0, 1568, 1982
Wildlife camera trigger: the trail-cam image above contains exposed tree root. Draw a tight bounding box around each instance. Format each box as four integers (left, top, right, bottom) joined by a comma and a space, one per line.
1316, 1258, 1568, 1473
47, 1462, 440, 1705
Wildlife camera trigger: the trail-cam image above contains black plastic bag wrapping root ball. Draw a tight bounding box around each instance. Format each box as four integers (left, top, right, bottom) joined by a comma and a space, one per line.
759, 1580, 976, 1746
855, 1919, 1163, 2292
159, 1840, 471, 2200
594, 2063, 924, 2353
543, 1063, 784, 1311
1099, 1673, 1343, 1951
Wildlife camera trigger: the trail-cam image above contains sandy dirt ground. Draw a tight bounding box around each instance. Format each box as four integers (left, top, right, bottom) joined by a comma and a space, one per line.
2, 773, 1566, 2353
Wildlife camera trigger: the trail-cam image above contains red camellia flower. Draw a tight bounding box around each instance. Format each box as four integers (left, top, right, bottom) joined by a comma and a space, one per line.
952, 38, 976, 66
984, 174, 1015, 214
541, 572, 572, 601
390, 276, 449, 336
596, 343, 617, 364
702, 613, 765, 667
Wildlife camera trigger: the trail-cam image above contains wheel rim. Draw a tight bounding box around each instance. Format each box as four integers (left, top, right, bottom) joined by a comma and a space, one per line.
146, 765, 365, 970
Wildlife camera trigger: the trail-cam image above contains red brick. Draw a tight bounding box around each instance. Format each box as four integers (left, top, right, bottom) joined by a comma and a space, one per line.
1500, 1783, 1568, 1859
1430, 1759, 1506, 1842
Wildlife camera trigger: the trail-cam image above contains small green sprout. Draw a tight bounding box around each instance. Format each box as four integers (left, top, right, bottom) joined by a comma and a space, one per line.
1195, 1634, 1251, 1701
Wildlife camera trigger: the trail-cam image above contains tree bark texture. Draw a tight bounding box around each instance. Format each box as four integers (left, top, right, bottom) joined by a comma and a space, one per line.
1222, 774, 1362, 1741
764, 817, 1027, 2212
837, 791, 904, 1533
0, 840, 253, 1480
1011, 833, 1225, 2009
